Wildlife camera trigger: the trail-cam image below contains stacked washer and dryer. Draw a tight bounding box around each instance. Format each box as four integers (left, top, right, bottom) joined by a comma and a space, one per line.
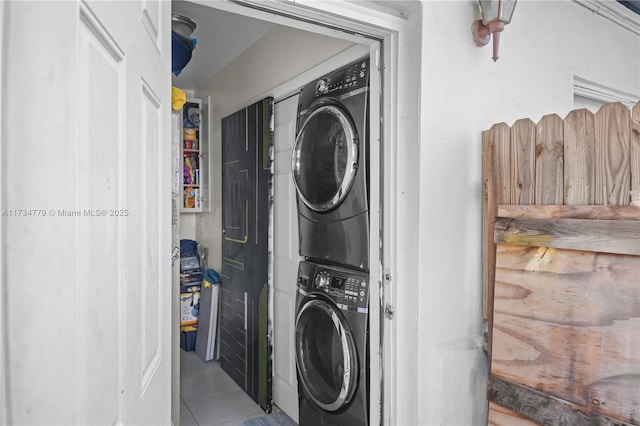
291, 56, 371, 426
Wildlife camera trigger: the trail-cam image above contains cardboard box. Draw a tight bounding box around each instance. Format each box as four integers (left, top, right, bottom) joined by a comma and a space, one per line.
180, 290, 200, 326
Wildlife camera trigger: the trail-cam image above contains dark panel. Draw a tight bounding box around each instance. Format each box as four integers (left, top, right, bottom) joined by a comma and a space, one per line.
220, 98, 273, 412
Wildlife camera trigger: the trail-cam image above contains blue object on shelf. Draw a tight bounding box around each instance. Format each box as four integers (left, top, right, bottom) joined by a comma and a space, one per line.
180, 239, 198, 257
172, 31, 197, 76
204, 268, 221, 285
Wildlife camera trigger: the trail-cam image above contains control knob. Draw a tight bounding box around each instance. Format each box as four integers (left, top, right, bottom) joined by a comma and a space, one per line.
314, 270, 331, 290
315, 79, 329, 95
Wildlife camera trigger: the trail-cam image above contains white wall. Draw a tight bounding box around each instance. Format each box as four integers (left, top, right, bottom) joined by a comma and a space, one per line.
193, 25, 353, 272
178, 3, 640, 425
395, 1, 639, 425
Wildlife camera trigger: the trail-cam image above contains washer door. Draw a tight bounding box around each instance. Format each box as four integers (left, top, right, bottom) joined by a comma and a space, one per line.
295, 296, 358, 411
292, 103, 358, 212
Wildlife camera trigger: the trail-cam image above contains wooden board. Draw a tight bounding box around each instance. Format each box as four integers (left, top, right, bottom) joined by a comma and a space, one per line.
494, 217, 640, 256
498, 205, 640, 221
595, 102, 631, 205
492, 243, 640, 424
535, 114, 564, 205
488, 377, 636, 426
632, 101, 640, 196
488, 401, 540, 426
564, 108, 596, 205
511, 119, 536, 205
483, 123, 511, 358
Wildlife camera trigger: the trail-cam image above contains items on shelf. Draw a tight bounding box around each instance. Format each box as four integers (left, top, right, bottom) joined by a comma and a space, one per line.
171, 86, 186, 111
181, 325, 198, 352
180, 239, 203, 351
182, 100, 202, 210
180, 284, 200, 326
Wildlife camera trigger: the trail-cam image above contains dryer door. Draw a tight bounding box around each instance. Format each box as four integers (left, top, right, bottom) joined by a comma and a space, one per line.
295, 296, 358, 411
292, 103, 358, 212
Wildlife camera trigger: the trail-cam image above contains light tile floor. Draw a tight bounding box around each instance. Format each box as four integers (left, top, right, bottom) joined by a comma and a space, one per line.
180, 349, 265, 426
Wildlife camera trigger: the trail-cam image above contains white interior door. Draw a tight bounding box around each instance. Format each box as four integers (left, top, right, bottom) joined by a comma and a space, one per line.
1, 1, 172, 424
272, 94, 302, 421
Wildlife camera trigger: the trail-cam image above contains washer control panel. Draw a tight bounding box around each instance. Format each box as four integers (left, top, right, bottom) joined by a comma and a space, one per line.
297, 261, 369, 311
313, 57, 369, 98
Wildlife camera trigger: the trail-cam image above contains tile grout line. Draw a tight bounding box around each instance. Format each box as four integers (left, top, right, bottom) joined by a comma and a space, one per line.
181, 395, 200, 426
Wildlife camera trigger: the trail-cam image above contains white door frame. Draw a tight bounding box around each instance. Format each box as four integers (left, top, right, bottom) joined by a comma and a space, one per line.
184, 1, 406, 424
0, 1, 7, 421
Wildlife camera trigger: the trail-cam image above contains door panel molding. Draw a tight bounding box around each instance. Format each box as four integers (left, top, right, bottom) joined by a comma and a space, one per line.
221, 97, 274, 411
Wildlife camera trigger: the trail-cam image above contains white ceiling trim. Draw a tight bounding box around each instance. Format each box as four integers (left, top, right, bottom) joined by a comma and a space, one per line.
573, 76, 639, 108
190, 0, 407, 42
272, 0, 407, 32
573, 0, 640, 35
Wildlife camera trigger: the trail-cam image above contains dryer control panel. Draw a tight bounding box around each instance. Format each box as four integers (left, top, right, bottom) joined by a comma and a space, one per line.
297, 260, 369, 312
313, 57, 369, 98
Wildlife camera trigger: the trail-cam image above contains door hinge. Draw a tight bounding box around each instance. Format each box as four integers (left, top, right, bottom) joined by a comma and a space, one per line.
383, 269, 393, 319
384, 304, 394, 320
374, 49, 380, 70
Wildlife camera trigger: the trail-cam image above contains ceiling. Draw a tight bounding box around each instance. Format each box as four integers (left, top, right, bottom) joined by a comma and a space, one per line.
170, 1, 415, 91
171, 1, 276, 91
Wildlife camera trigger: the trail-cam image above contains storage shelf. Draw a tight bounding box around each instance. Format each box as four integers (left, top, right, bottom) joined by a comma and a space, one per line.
180, 97, 209, 213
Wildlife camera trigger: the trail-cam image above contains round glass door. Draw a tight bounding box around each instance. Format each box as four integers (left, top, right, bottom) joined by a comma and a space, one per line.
295, 297, 358, 411
292, 104, 358, 212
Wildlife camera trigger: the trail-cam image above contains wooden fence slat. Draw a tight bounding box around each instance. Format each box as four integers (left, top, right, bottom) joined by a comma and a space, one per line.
595, 102, 631, 205
564, 108, 596, 205
497, 205, 640, 221
632, 101, 640, 197
483, 123, 511, 363
495, 123, 512, 205
494, 217, 640, 255
482, 129, 494, 323
511, 119, 536, 204
535, 114, 564, 205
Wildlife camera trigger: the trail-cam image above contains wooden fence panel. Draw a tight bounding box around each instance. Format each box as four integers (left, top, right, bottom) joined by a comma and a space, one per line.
492, 242, 640, 424
632, 101, 640, 196
564, 108, 596, 205
535, 114, 563, 205
511, 119, 536, 205
595, 102, 631, 205
483, 101, 640, 425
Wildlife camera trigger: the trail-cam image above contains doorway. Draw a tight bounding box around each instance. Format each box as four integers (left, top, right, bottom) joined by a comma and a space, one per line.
170, 1, 398, 425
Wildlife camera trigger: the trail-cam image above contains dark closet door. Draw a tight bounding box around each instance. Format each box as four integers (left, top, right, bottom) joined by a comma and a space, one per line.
220, 98, 273, 412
